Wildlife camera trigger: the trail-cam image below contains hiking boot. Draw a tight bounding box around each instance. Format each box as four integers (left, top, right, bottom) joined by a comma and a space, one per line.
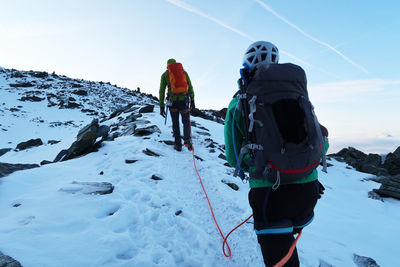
174, 144, 182, 152
184, 142, 193, 151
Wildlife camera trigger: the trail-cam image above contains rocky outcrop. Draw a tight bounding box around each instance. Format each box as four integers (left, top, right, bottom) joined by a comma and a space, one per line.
383, 146, 400, 175
0, 252, 22, 267
54, 119, 109, 162
331, 146, 400, 201
0, 162, 40, 178
329, 147, 388, 176
353, 253, 380, 267
369, 175, 400, 200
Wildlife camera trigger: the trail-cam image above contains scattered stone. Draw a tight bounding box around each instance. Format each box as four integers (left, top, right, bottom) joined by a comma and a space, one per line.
99, 171, 104, 175
143, 148, 160, 157
194, 155, 204, 161
10, 82, 35, 87
30, 71, 48, 78
160, 140, 175, 146
196, 131, 211, 136
48, 140, 61, 145
151, 175, 163, 181
175, 210, 182, 216
59, 181, 114, 195
125, 159, 138, 164
0, 162, 40, 178
138, 104, 154, 114
19, 95, 45, 102
353, 253, 380, 267
71, 83, 83, 88
0, 148, 12, 157
13, 203, 21, 207
16, 138, 43, 151
0, 251, 22, 267
134, 125, 160, 136
218, 153, 226, 160
221, 180, 239, 191
224, 162, 232, 168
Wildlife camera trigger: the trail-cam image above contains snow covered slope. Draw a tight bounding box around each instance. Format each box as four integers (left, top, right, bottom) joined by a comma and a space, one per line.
0, 68, 399, 266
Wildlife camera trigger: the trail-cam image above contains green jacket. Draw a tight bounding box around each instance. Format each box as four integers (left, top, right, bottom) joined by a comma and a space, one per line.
159, 70, 194, 107
224, 97, 329, 188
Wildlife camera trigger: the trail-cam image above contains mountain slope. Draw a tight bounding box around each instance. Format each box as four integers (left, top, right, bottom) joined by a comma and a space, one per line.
0, 68, 399, 267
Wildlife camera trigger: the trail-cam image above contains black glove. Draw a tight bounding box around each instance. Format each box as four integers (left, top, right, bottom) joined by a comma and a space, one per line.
160, 106, 166, 117
190, 100, 195, 112
316, 180, 325, 199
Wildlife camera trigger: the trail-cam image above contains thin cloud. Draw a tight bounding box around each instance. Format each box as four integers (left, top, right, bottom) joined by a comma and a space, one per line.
254, 0, 368, 73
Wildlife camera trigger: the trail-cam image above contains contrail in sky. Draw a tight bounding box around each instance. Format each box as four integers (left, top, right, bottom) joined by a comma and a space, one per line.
165, 0, 340, 77
254, 0, 368, 73
165, 0, 312, 67
165, 0, 255, 41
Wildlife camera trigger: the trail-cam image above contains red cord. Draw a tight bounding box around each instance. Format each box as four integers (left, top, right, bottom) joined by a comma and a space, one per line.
273, 231, 302, 267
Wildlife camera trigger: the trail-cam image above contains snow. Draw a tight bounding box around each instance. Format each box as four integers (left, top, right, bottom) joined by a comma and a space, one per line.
1, 69, 400, 266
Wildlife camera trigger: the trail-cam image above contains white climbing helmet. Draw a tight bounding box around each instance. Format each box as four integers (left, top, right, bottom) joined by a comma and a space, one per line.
242, 41, 279, 69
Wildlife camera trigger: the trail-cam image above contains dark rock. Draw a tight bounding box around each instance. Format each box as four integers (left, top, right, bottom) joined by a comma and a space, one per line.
139, 104, 154, 114
222, 180, 239, 191
81, 109, 98, 115
0, 162, 40, 178
0, 148, 12, 157
367, 191, 384, 201
72, 89, 87, 95
160, 140, 175, 146
151, 175, 163, 180
383, 146, 400, 175
224, 162, 232, 167
40, 160, 53, 166
10, 82, 35, 87
370, 174, 400, 200
353, 253, 380, 267
60, 119, 104, 161
143, 148, 160, 157
175, 210, 182, 216
218, 153, 226, 160
194, 155, 204, 161
30, 71, 48, 78
54, 149, 68, 162
19, 95, 44, 102
59, 181, 114, 195
16, 138, 43, 151
0, 251, 22, 267
99, 171, 104, 175
125, 159, 138, 164
196, 131, 211, 136
134, 125, 161, 137
213, 108, 227, 120
13, 203, 21, 207
48, 140, 60, 145
64, 101, 82, 109
71, 83, 83, 88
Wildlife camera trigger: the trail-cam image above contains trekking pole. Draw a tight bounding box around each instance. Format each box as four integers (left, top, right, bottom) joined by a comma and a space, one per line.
164, 105, 169, 125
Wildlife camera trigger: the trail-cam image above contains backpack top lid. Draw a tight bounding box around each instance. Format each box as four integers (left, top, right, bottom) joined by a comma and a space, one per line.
246, 63, 308, 102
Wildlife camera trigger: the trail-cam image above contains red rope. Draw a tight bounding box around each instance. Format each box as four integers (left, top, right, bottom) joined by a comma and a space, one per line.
273, 231, 302, 267
188, 121, 300, 261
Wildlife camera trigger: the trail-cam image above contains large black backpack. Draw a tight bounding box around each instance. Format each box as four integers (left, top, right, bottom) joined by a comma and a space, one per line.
235, 63, 327, 188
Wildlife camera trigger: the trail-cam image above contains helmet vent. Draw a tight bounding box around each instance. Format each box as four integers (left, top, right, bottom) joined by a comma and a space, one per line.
247, 48, 256, 54
272, 54, 277, 63
261, 53, 267, 61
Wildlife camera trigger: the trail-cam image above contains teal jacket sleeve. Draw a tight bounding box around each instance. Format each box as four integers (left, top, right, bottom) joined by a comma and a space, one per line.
224, 97, 249, 171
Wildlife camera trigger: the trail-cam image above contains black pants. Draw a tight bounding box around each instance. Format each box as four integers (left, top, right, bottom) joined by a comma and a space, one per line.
169, 99, 191, 146
248, 181, 320, 267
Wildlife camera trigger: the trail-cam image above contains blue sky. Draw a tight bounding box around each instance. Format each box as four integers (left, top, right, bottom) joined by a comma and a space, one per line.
1, 0, 399, 153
